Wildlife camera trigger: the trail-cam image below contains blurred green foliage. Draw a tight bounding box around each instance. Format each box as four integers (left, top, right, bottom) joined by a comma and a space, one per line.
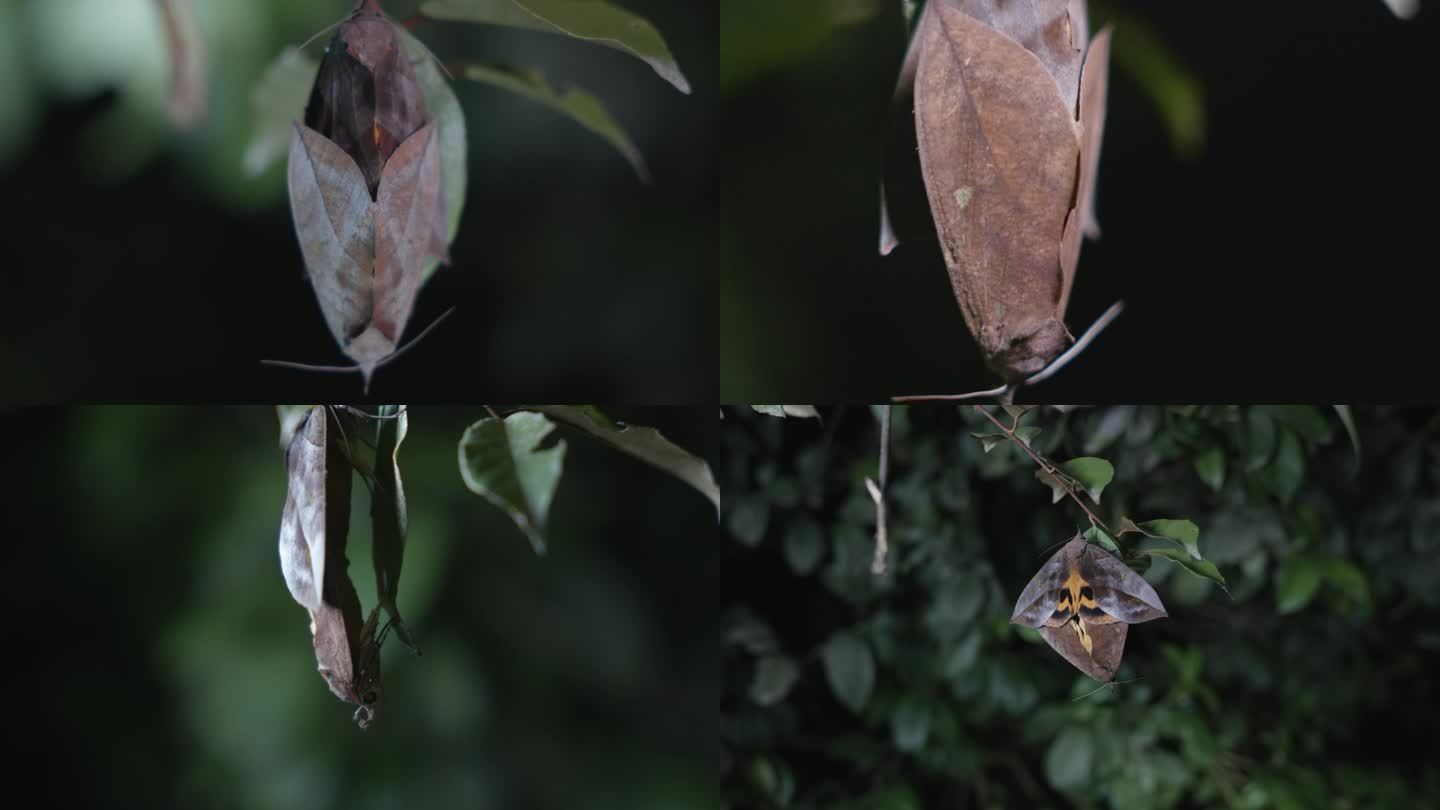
13, 406, 714, 810
722, 405, 1440, 808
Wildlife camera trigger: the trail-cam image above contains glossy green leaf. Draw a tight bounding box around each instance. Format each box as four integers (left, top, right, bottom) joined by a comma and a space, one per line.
421, 0, 691, 93
1144, 548, 1228, 592
750, 655, 800, 706
1324, 559, 1371, 609
459, 63, 648, 181
783, 517, 825, 575
1276, 557, 1323, 614
457, 411, 567, 553
1060, 457, 1115, 502
1264, 405, 1331, 444
821, 632, 875, 713
538, 406, 719, 515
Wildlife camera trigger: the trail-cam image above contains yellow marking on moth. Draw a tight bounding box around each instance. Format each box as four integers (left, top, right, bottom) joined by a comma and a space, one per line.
374, 122, 383, 149
953, 186, 974, 210
1063, 564, 1099, 656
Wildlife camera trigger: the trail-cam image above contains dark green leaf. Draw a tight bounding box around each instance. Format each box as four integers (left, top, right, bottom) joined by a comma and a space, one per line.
1276, 557, 1323, 614
458, 412, 566, 553
1333, 405, 1362, 476
750, 655, 800, 706
1261, 429, 1306, 503
538, 406, 718, 515
1137, 519, 1202, 559
822, 633, 875, 713
1083, 526, 1121, 555
1045, 726, 1094, 791
1145, 548, 1228, 591
783, 518, 825, 574
1060, 457, 1114, 502
1193, 445, 1225, 492
728, 496, 770, 547
421, 0, 691, 93
459, 64, 649, 180
1245, 407, 1277, 471
1324, 559, 1371, 609
891, 696, 931, 752
1265, 405, 1331, 444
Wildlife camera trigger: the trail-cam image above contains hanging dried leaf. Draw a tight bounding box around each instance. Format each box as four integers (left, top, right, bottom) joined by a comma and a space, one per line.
276, 405, 387, 727
910, 1, 1113, 382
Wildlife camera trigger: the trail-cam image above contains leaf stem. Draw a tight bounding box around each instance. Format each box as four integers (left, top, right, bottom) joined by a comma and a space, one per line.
869, 405, 892, 575
973, 405, 1115, 537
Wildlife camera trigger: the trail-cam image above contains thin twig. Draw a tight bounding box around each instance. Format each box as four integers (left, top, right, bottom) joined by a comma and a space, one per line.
974, 405, 1115, 537
868, 405, 892, 575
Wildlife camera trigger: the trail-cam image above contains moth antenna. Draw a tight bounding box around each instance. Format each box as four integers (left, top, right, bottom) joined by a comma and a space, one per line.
892, 383, 1012, 404
262, 359, 364, 376
337, 405, 408, 421
297, 18, 345, 53
368, 307, 457, 375
1022, 300, 1125, 387
1072, 676, 1141, 702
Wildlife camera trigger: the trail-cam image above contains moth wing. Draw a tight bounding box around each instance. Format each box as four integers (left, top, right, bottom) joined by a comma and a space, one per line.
371, 25, 430, 146
950, 0, 1083, 111
916, 5, 1081, 355
1080, 543, 1169, 624
288, 122, 377, 349
1011, 535, 1085, 627
1057, 26, 1112, 315
277, 484, 320, 611
311, 601, 358, 703
1039, 620, 1126, 682
373, 120, 446, 344
286, 407, 328, 602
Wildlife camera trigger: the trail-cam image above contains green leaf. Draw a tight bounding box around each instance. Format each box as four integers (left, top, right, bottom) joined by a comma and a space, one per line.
421, 0, 691, 93
244, 48, 317, 177
1265, 405, 1331, 444
1045, 726, 1094, 791
1034, 469, 1067, 503
750, 655, 800, 706
1136, 519, 1202, 559
1144, 548, 1228, 592
1083, 526, 1121, 556
1333, 405, 1362, 476
459, 63, 648, 181
1261, 429, 1306, 503
1323, 559, 1371, 609
1110, 17, 1205, 158
458, 412, 567, 553
1276, 557, 1323, 614
821, 633, 875, 713
398, 26, 470, 282
728, 495, 769, 547
537, 406, 719, 515
1245, 408, 1277, 471
891, 696, 931, 752
752, 405, 821, 419
970, 426, 1039, 453
784, 518, 825, 575
1060, 457, 1114, 502
1193, 445, 1225, 492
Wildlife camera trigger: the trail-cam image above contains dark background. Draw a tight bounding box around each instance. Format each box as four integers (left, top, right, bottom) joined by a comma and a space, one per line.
6, 405, 718, 809
721, 1, 1440, 402
722, 404, 1440, 808
0, 0, 715, 402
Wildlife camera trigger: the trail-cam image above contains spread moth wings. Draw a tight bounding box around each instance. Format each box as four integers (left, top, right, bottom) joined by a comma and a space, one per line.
1011, 534, 1167, 681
